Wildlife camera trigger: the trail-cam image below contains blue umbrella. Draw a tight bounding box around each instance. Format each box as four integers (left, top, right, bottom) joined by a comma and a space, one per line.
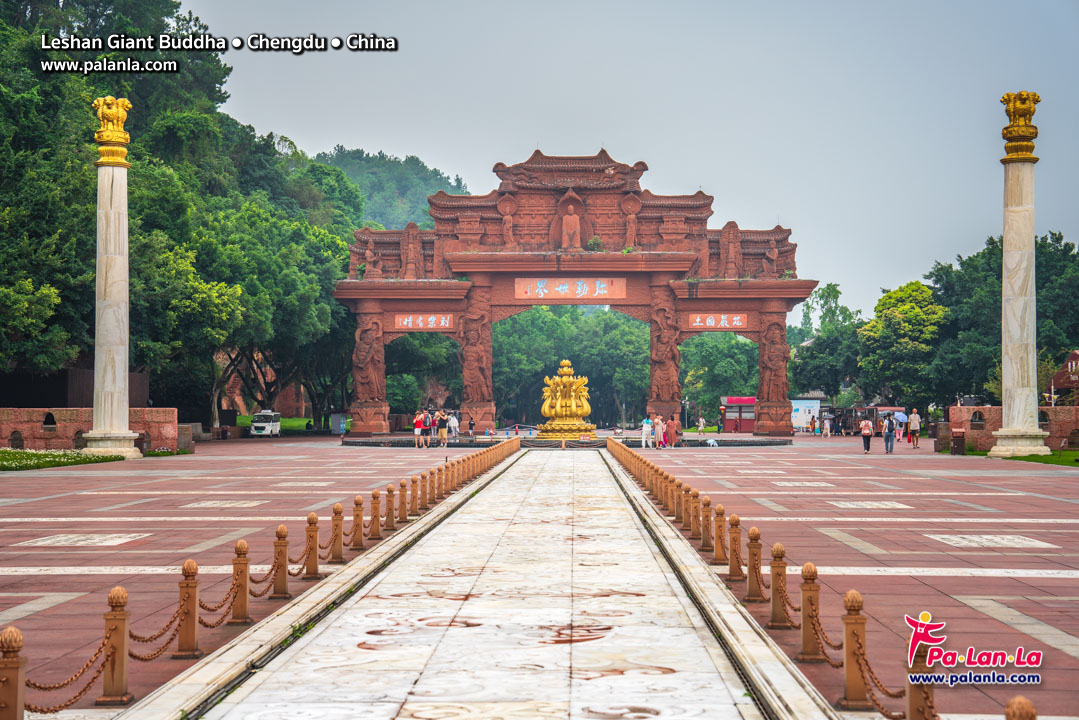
894, 411, 909, 423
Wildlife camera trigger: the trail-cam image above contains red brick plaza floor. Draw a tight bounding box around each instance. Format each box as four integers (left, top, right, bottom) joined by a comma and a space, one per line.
0, 437, 472, 710
3, 435, 1078, 715
641, 435, 1079, 716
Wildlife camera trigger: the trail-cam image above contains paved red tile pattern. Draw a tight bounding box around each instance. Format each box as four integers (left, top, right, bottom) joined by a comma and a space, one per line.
638, 435, 1079, 715
0, 437, 471, 709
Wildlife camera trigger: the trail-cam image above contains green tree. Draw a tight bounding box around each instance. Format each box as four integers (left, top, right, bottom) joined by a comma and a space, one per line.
0, 278, 76, 372
386, 374, 422, 414
791, 283, 863, 401
858, 281, 947, 407
680, 333, 759, 414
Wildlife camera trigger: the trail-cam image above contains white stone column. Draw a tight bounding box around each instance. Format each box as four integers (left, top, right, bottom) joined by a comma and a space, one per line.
989, 91, 1049, 457
83, 97, 141, 459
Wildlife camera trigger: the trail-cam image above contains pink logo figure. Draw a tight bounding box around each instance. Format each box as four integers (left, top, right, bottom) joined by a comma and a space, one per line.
905, 610, 947, 667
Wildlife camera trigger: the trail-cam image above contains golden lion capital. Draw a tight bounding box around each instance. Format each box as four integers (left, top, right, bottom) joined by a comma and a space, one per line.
92, 96, 132, 167
1000, 91, 1040, 164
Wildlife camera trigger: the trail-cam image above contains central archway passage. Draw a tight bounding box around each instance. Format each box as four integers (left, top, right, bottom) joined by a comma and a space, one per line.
335, 151, 816, 435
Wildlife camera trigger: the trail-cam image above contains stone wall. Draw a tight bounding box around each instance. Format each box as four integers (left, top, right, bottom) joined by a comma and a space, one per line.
0, 408, 178, 452
948, 405, 1079, 452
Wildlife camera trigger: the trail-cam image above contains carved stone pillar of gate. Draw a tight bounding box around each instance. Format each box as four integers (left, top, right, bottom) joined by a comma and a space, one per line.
458, 282, 496, 433
755, 315, 793, 436
349, 303, 389, 434
645, 286, 683, 428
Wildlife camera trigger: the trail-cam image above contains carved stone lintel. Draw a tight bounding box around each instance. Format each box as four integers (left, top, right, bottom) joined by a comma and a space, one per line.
461, 401, 496, 435
754, 400, 792, 437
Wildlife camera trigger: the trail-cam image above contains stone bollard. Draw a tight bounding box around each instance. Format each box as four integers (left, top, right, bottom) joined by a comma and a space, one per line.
690, 490, 702, 539
727, 514, 746, 581
398, 480, 409, 524
331, 504, 345, 564
0, 626, 27, 720
700, 496, 714, 552
96, 586, 133, 705
426, 468, 437, 505
669, 477, 680, 516
767, 543, 794, 628
173, 559, 203, 659
351, 495, 365, 551
271, 525, 291, 599
453, 459, 462, 490
681, 485, 692, 532
369, 489, 383, 540
906, 645, 936, 720
229, 541, 252, 625
436, 465, 446, 500
796, 562, 825, 662
839, 589, 872, 710
384, 485, 397, 532
410, 476, 420, 515
643, 462, 653, 493
744, 528, 767, 602
713, 503, 727, 564
304, 512, 323, 580
419, 472, 430, 511
1005, 696, 1037, 720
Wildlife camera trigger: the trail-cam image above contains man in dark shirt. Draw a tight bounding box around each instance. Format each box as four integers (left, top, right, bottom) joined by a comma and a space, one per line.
468, 417, 475, 438
436, 410, 449, 448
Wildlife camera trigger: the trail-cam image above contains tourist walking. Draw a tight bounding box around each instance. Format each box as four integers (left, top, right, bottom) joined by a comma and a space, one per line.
909, 408, 922, 449
860, 416, 874, 453
883, 413, 896, 454
421, 408, 433, 448
412, 410, 424, 449
448, 412, 459, 442
436, 410, 449, 448
655, 414, 666, 449
697, 415, 705, 437
822, 416, 832, 438
667, 414, 677, 448
642, 416, 653, 449
468, 416, 475, 438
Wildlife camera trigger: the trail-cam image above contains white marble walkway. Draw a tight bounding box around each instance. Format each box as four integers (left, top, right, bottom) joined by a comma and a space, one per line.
204, 450, 758, 719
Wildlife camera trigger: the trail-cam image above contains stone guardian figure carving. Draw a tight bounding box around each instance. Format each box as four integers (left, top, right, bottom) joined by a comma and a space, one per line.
561, 204, 581, 251
352, 317, 385, 402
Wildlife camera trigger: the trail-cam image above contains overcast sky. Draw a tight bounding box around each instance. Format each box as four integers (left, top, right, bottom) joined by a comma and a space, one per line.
179, 0, 1078, 316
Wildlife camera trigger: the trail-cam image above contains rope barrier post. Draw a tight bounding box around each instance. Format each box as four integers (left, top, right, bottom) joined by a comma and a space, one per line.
351, 495, 365, 551
383, 486, 396, 532
410, 476, 420, 515
0, 626, 26, 720
419, 473, 430, 511
906, 645, 935, 720
453, 459, 462, 491
303, 512, 323, 580
797, 562, 826, 662
229, 541, 252, 625
690, 490, 701, 539
1005, 696, 1036, 720
839, 589, 872, 710
768, 543, 794, 629
398, 480, 409, 524
426, 468, 437, 506
700, 496, 713, 552
436, 465, 445, 500
271, 525, 292, 600
172, 559, 203, 659
330, 504, 345, 564
744, 527, 767, 602
713, 503, 727, 564
727, 514, 746, 581
681, 485, 692, 532
96, 587, 133, 705
368, 490, 382, 541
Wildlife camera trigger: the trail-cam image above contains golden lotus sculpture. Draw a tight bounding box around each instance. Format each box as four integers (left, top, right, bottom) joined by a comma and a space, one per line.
537, 360, 597, 440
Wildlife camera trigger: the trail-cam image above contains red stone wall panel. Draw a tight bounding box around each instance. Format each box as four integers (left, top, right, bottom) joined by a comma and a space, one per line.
0, 407, 178, 452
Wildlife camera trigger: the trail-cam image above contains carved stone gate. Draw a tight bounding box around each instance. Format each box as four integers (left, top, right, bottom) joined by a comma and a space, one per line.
334, 151, 816, 435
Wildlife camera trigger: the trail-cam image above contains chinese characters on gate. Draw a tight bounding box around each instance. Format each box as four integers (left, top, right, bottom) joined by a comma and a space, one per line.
682, 313, 748, 330
514, 277, 628, 300
394, 314, 455, 331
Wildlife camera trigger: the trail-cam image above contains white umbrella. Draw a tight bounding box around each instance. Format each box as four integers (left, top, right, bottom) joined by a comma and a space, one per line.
894, 411, 909, 423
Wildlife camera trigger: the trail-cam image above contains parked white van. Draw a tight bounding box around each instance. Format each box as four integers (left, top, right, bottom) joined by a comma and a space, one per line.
250, 411, 281, 437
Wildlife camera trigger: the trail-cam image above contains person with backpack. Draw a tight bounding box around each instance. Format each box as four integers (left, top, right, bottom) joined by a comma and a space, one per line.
883, 413, 897, 454
436, 409, 449, 448
860, 416, 874, 453
421, 408, 433, 448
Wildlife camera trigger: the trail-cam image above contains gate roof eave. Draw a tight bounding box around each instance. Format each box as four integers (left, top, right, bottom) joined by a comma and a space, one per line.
444, 251, 698, 274
333, 279, 473, 301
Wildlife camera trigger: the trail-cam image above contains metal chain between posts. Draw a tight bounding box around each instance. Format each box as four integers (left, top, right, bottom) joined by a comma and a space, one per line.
249, 571, 277, 597
807, 607, 843, 668
199, 577, 239, 612
128, 611, 186, 661
918, 682, 941, 720
777, 580, 801, 628
318, 526, 339, 560
249, 556, 279, 586
25, 625, 116, 691
851, 632, 906, 720
129, 592, 189, 643
199, 596, 237, 629
288, 536, 311, 565
853, 632, 906, 699
25, 648, 114, 714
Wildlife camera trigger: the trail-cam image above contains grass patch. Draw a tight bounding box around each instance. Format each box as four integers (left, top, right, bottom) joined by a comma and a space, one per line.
144, 449, 193, 457
1006, 449, 1079, 466
0, 449, 124, 471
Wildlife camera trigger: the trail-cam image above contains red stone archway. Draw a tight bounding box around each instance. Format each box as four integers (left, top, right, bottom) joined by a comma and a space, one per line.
334, 151, 815, 435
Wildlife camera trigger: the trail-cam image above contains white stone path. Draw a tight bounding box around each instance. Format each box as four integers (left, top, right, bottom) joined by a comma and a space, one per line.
205, 451, 759, 719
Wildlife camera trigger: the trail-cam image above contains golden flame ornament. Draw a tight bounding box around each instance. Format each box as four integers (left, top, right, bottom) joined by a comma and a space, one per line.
537, 360, 597, 440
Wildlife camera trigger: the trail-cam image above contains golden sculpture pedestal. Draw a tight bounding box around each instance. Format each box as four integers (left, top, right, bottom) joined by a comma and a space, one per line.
536, 360, 597, 441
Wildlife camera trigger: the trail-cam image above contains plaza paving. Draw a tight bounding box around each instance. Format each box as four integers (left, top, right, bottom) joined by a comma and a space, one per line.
3, 435, 1078, 715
